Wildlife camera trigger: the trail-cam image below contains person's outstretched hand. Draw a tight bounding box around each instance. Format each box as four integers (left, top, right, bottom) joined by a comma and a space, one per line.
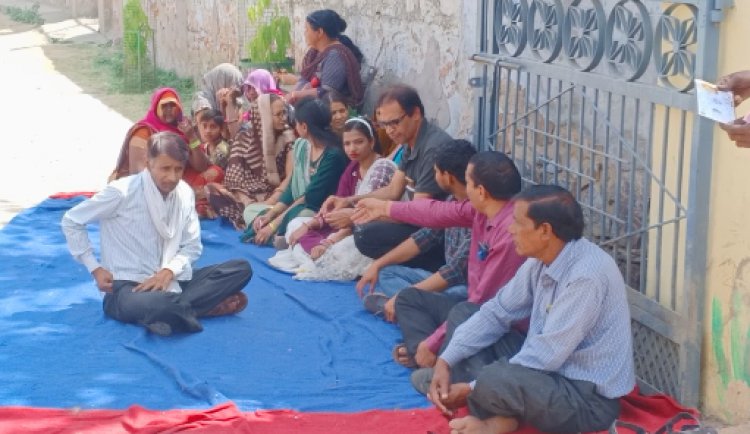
717, 70, 750, 106
719, 118, 750, 148
352, 199, 389, 225
356, 263, 380, 297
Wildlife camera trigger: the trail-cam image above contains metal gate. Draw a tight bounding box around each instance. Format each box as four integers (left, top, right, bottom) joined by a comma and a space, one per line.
471, 0, 728, 406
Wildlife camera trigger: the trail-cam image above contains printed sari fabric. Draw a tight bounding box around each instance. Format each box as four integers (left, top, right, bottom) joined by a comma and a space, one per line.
208, 95, 295, 228
191, 63, 244, 115
298, 43, 364, 107
110, 88, 187, 181
297, 158, 396, 253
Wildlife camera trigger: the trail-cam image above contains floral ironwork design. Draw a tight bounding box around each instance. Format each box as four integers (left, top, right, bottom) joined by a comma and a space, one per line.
654, 3, 697, 91
528, 0, 563, 62
494, 0, 528, 57
563, 0, 606, 71
605, 0, 652, 81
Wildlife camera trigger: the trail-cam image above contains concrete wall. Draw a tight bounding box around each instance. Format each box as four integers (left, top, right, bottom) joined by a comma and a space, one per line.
701, 3, 750, 424
41, 0, 97, 17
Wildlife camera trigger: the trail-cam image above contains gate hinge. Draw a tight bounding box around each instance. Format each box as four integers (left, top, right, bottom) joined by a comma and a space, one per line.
468, 77, 485, 88
710, 0, 734, 23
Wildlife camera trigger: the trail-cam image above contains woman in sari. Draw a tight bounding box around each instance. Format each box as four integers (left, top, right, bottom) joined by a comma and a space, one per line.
110, 87, 209, 181
248, 96, 348, 245
268, 117, 397, 280
286, 9, 364, 108
327, 91, 350, 137
206, 93, 296, 228
241, 69, 284, 123
191, 63, 244, 116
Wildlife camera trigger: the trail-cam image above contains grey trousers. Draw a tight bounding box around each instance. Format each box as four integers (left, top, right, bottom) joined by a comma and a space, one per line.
395, 286, 468, 356
103, 259, 252, 334
444, 302, 620, 433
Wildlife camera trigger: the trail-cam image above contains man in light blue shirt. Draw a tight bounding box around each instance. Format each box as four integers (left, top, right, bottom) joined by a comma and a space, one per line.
423, 185, 635, 434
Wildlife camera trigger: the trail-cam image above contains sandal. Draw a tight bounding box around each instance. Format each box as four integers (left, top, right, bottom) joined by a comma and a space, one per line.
204, 292, 248, 317
392, 343, 417, 368
654, 412, 717, 434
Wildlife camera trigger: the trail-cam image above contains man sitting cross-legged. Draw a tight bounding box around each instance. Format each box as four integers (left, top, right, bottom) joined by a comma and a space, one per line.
352, 151, 526, 369
424, 185, 635, 434
62, 132, 252, 336
357, 140, 475, 329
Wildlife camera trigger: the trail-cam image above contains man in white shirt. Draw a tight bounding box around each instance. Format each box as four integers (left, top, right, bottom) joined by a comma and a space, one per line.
62, 132, 252, 336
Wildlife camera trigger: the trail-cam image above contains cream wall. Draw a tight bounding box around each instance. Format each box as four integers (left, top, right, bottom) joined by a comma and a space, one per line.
701, 3, 750, 423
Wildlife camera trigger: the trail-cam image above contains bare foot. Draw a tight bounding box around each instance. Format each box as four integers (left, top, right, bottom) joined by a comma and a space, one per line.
448, 415, 518, 434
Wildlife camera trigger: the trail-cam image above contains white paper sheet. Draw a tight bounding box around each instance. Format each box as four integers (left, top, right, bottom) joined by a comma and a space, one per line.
695, 79, 736, 123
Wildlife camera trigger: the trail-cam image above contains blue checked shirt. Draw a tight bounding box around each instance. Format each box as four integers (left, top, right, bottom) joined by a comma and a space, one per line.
440, 238, 635, 399
411, 225, 470, 287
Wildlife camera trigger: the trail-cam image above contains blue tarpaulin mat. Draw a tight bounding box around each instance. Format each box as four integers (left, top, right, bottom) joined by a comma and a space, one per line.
0, 196, 428, 412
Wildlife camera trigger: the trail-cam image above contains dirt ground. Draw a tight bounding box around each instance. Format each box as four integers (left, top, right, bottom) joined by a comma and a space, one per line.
0, 6, 148, 227
42, 43, 150, 122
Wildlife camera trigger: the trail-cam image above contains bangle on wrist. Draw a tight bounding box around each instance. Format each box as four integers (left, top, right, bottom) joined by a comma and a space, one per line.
268, 221, 277, 231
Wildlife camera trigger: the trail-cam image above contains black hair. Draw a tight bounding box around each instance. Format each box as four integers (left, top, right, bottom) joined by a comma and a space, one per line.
198, 108, 225, 127
433, 139, 477, 185
514, 184, 584, 242
325, 90, 350, 109
342, 117, 381, 154
148, 131, 189, 164
468, 151, 522, 200
376, 84, 425, 117
306, 9, 364, 64
294, 96, 342, 149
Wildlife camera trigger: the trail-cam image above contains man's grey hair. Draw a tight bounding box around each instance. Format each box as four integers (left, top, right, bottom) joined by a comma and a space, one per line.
147, 131, 189, 164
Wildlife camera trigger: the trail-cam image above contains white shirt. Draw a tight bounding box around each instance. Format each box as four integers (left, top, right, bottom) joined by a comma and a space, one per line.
61, 174, 202, 283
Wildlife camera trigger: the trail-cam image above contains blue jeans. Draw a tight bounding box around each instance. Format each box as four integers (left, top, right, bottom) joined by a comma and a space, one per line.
376, 265, 467, 300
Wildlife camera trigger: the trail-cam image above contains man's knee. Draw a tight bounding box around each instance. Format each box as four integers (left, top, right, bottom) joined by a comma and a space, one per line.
226, 258, 252, 280
468, 361, 530, 419
394, 286, 423, 311
446, 301, 479, 329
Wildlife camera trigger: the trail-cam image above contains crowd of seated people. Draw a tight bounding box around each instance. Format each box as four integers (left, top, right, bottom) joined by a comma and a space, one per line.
102, 7, 637, 434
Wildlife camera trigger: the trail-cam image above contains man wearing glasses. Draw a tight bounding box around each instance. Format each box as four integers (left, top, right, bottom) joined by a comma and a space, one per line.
322, 84, 452, 271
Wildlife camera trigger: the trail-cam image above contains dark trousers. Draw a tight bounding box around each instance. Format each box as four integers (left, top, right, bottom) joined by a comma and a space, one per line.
104, 259, 252, 334
395, 287, 466, 356
443, 303, 620, 433
353, 221, 445, 272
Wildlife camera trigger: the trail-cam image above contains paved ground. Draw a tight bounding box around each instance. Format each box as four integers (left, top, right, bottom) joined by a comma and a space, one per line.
0, 0, 130, 227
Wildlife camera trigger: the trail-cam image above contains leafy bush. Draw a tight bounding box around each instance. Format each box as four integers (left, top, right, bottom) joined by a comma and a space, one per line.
3, 3, 44, 25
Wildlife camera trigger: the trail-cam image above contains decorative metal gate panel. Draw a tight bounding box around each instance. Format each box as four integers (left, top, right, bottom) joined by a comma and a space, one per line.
472, 0, 727, 406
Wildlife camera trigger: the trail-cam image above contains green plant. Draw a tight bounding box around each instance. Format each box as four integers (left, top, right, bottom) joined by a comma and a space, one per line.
95, 48, 194, 98
3, 3, 44, 25
246, 0, 292, 67
122, 0, 152, 90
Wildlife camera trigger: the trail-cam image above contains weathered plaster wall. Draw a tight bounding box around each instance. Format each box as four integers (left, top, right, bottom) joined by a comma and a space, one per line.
102, 1, 479, 138
137, 0, 244, 82
289, 0, 479, 138
701, 3, 750, 424
97, 0, 123, 41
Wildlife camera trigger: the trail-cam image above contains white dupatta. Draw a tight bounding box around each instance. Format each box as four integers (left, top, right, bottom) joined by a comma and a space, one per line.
141, 170, 190, 293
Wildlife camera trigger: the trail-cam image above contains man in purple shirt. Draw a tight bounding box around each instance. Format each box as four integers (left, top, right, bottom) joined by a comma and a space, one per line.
353, 151, 526, 369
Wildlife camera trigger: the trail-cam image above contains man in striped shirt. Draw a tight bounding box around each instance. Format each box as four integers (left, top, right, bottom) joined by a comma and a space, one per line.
426, 185, 635, 434
62, 132, 252, 336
